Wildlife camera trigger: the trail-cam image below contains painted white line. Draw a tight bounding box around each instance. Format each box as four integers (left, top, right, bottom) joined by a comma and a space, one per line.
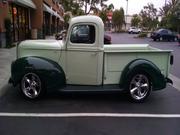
169, 74, 180, 92
0, 113, 180, 118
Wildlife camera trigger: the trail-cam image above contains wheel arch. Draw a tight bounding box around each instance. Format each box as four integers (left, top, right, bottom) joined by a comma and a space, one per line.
119, 59, 166, 91
10, 56, 66, 90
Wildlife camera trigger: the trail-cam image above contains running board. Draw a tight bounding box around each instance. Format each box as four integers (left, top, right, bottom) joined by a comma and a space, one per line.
60, 84, 124, 92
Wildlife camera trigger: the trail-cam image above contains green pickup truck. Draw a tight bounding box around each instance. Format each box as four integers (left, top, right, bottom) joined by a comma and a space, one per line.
9, 15, 173, 102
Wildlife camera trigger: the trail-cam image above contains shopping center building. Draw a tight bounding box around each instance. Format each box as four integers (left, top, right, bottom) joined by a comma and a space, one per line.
0, 0, 64, 47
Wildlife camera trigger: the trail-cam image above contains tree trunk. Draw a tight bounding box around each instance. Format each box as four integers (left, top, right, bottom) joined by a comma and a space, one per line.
85, 2, 87, 14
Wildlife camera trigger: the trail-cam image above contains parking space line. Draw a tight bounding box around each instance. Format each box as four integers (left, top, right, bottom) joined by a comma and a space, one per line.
169, 74, 180, 92
0, 113, 180, 118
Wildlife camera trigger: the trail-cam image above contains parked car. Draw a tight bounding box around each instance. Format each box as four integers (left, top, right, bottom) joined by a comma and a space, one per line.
9, 16, 173, 102
128, 27, 141, 34
178, 33, 180, 45
151, 29, 178, 41
104, 34, 111, 44
55, 30, 67, 40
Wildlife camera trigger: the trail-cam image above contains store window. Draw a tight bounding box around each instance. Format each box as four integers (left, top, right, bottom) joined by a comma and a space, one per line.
9, 4, 29, 42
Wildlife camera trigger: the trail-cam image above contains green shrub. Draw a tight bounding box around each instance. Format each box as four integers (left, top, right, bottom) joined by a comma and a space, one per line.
4, 18, 12, 48
138, 33, 147, 38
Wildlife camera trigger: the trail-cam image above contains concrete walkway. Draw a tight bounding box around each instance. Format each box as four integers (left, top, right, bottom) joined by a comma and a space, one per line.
45, 36, 55, 39
0, 47, 16, 90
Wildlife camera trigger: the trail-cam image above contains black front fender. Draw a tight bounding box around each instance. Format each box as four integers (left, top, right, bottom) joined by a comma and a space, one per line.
10, 56, 66, 90
120, 59, 166, 91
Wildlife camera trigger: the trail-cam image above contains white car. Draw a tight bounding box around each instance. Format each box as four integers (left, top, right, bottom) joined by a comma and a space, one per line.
128, 27, 141, 34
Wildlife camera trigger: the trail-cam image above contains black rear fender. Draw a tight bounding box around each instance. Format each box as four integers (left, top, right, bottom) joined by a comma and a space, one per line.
120, 59, 166, 91
10, 56, 66, 90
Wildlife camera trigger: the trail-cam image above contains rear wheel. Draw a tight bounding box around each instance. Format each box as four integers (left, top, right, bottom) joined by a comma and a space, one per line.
127, 72, 151, 102
174, 37, 178, 42
20, 72, 45, 99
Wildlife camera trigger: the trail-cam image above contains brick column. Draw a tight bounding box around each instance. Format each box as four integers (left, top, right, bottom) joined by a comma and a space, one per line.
31, 0, 43, 39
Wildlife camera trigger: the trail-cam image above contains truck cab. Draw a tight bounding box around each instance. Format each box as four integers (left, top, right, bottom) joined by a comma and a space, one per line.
64, 16, 104, 85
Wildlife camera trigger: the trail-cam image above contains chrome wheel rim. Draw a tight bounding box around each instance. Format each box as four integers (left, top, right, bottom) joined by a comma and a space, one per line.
21, 73, 41, 99
129, 74, 150, 100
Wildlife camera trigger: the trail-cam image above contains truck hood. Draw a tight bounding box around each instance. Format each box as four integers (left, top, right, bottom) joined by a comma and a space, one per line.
19, 40, 64, 50
104, 44, 151, 52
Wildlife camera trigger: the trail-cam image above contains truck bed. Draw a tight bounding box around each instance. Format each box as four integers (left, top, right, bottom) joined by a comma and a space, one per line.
103, 44, 172, 84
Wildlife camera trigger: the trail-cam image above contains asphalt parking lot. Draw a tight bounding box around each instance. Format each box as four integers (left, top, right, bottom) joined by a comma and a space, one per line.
0, 33, 180, 135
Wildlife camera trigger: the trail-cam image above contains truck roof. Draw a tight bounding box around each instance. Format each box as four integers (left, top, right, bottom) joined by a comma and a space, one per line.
69, 15, 104, 28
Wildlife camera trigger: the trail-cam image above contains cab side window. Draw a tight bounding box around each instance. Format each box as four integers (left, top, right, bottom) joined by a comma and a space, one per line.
70, 25, 95, 44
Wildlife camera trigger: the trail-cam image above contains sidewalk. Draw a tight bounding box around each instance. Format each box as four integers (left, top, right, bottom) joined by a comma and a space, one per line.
45, 35, 55, 39
0, 47, 16, 91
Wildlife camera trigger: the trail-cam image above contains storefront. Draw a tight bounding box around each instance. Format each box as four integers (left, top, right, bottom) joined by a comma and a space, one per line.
9, 4, 29, 42
52, 15, 56, 34
43, 3, 64, 35
43, 12, 51, 35
8, 0, 36, 42
0, 0, 64, 47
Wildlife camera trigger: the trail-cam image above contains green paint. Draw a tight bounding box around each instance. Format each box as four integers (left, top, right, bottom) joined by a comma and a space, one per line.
120, 59, 166, 91
10, 56, 66, 90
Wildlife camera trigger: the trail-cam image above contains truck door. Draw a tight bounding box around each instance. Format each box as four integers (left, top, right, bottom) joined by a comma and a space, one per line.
66, 24, 103, 85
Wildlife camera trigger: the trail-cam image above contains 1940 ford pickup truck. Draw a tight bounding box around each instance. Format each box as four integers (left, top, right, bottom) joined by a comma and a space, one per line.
9, 15, 173, 102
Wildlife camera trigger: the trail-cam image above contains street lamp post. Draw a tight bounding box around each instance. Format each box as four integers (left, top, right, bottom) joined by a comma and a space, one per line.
126, 0, 128, 30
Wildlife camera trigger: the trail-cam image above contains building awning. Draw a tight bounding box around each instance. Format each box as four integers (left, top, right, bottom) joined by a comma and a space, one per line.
43, 4, 54, 15
54, 12, 64, 22
43, 4, 64, 22
59, 15, 64, 22
13, 0, 36, 9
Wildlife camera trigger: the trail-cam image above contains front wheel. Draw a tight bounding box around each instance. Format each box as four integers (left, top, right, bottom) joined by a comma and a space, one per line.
20, 72, 45, 99
127, 73, 152, 102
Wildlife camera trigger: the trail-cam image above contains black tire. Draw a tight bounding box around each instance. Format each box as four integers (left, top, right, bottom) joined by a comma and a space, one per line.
159, 36, 163, 41
126, 72, 152, 103
153, 38, 156, 41
20, 72, 45, 100
174, 37, 177, 42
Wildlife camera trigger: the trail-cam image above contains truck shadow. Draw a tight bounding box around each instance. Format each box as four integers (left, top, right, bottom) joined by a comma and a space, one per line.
0, 83, 162, 104
0, 83, 131, 103
0, 83, 172, 114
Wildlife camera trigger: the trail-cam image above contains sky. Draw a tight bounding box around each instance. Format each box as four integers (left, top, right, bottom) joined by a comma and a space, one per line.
105, 0, 167, 15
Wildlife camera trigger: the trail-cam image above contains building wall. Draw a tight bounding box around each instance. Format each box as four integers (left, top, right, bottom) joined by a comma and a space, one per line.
122, 15, 133, 30
31, 0, 43, 29
0, 2, 9, 32
0, 2, 10, 47
0, 0, 64, 47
